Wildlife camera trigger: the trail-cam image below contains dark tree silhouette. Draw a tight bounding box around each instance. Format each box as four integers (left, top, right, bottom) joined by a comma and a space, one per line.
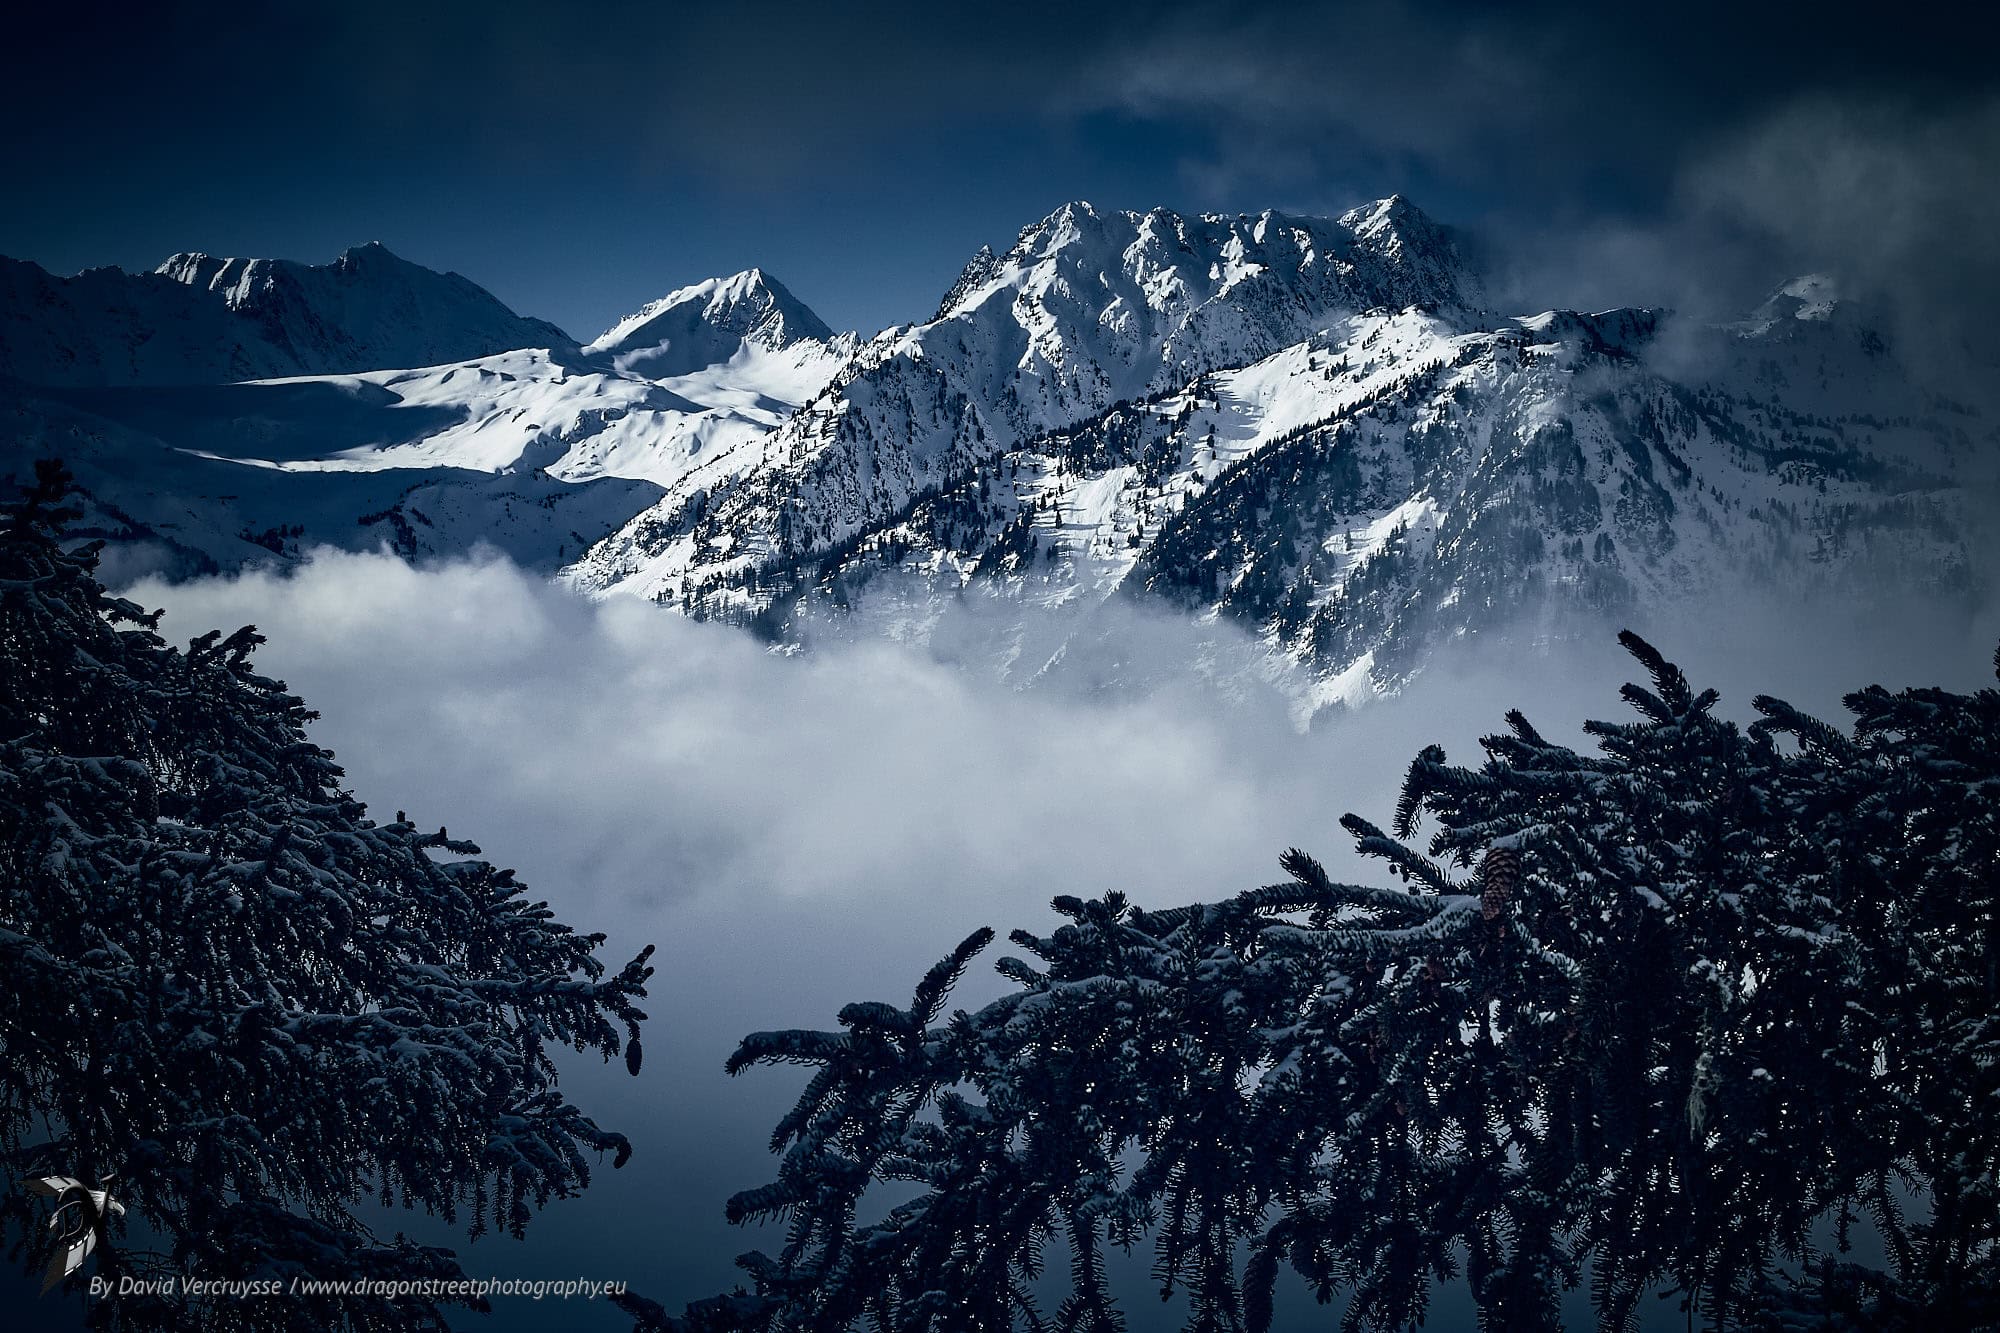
0, 462, 655, 1331
633, 632, 1997, 1332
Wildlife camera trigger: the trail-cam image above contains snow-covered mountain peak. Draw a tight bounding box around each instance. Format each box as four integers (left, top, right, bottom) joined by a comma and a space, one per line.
153, 250, 219, 284
585, 268, 836, 378
1339, 194, 1429, 268
331, 239, 409, 272
1337, 192, 1414, 235
925, 198, 1481, 341
1755, 273, 1843, 324
1730, 275, 1896, 372
157, 240, 440, 307
1336, 194, 1481, 314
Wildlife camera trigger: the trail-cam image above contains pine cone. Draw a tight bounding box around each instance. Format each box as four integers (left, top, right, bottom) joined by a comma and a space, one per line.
1481, 846, 1521, 921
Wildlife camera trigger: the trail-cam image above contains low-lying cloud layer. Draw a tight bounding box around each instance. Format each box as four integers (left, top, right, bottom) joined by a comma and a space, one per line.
123, 549, 1997, 1327
138, 550, 1335, 917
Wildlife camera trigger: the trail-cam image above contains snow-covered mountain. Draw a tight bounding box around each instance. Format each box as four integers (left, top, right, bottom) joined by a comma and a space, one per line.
566, 197, 1484, 601
2, 203, 1989, 711
560, 203, 1987, 715
0, 243, 575, 386
707, 293, 1986, 713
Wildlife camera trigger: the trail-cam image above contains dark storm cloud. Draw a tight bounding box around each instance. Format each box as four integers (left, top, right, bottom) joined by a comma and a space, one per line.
1085, 2, 1986, 200
17, 2, 1975, 183
9, 0, 1122, 179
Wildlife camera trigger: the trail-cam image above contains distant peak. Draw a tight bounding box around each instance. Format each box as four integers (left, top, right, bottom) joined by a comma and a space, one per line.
938, 192, 1477, 331
154, 252, 233, 288
1513, 306, 1662, 352
586, 267, 834, 367
17, 240, 576, 384
1774, 273, 1841, 316
155, 241, 409, 283
1740, 273, 1845, 334
715, 267, 804, 306
653, 267, 790, 307
337, 240, 404, 266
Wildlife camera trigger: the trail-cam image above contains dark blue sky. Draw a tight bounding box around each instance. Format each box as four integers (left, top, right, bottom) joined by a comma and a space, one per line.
6, 1, 1993, 341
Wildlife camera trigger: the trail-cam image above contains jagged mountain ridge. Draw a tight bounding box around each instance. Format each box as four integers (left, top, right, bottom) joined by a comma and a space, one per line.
0, 242, 576, 386
567, 196, 1485, 601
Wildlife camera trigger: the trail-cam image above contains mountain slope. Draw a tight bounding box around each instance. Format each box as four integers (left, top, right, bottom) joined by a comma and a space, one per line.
0, 266, 856, 577
0, 380, 660, 581
0, 243, 576, 386
632, 290, 1989, 715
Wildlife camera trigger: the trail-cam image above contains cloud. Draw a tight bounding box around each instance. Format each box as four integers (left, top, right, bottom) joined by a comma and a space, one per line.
129, 549, 1338, 918
117, 548, 1996, 1326
1462, 90, 2000, 413
1091, 4, 1555, 200
19, 1, 1986, 210
1076, 11, 2000, 368
1683, 96, 2000, 379
1083, 3, 1988, 213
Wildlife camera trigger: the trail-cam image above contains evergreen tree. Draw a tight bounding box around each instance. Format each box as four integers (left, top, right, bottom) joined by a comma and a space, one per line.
0, 462, 656, 1331
633, 632, 1997, 1332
